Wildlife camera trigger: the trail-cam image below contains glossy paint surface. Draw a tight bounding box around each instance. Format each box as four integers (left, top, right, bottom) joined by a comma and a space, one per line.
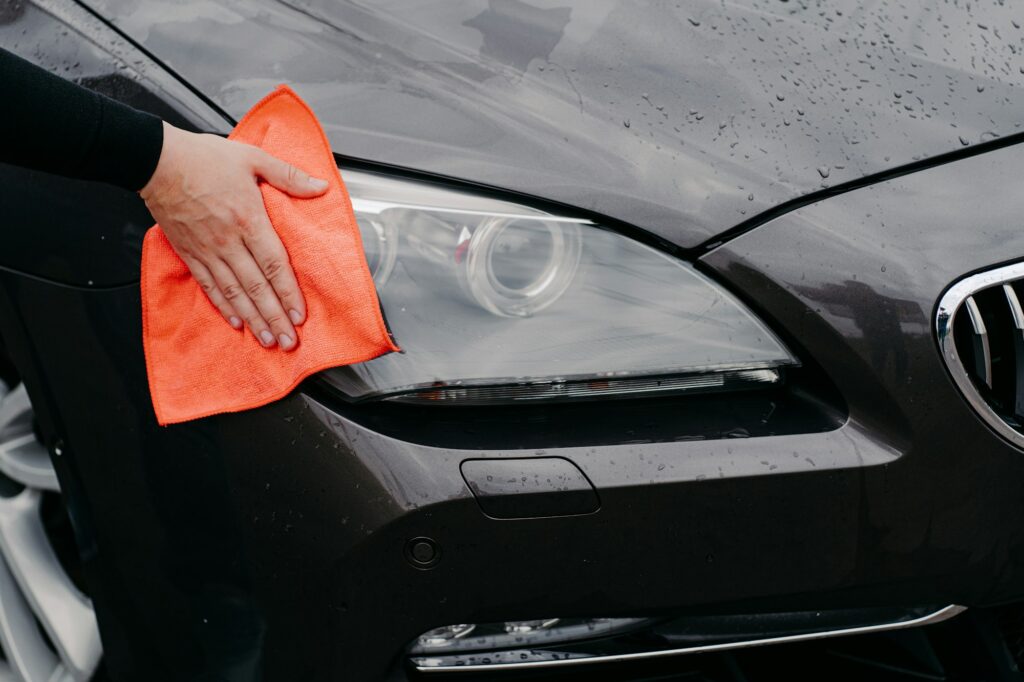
79, 0, 1024, 247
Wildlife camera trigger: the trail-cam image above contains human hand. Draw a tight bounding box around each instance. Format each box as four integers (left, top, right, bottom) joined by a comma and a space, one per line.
140, 122, 328, 350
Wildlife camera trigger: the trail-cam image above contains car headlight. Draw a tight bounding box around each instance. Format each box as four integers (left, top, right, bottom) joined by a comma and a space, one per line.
323, 169, 797, 404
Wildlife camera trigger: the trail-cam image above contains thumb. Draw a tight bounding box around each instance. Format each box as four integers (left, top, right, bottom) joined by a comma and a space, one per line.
252, 150, 329, 197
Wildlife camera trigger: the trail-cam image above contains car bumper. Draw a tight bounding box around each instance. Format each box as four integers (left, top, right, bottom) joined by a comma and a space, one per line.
3, 143, 1024, 681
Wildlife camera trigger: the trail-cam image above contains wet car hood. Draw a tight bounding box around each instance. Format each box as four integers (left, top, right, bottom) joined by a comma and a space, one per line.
82, 0, 1023, 249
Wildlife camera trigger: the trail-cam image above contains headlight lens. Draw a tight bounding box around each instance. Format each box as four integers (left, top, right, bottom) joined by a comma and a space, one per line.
324, 170, 797, 404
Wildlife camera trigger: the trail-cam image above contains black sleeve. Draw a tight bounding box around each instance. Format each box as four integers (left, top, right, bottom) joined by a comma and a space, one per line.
1, 48, 164, 192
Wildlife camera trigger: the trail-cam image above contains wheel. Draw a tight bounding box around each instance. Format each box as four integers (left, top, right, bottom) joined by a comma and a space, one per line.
0, 378, 102, 681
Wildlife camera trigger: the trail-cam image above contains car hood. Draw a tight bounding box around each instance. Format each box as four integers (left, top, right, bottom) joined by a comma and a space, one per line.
83, 0, 1023, 249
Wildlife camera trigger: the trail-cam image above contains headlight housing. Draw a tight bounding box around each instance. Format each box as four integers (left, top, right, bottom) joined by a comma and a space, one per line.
324, 170, 797, 404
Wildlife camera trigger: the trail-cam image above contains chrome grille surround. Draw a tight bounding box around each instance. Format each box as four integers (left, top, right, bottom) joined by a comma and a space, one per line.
936, 261, 1024, 449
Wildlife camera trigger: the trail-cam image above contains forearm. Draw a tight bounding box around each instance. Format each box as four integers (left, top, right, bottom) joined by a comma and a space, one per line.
0, 48, 163, 191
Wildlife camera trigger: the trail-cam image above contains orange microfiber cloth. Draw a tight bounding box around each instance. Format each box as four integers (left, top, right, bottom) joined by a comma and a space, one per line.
142, 85, 399, 425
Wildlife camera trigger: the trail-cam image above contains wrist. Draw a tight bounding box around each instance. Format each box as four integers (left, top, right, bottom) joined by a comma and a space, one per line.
140, 121, 182, 201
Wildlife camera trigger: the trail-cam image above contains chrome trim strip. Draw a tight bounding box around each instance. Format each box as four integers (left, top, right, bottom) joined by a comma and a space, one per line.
1004, 284, 1024, 330
349, 197, 592, 224
965, 296, 988, 335
1005, 285, 1024, 419
963, 296, 992, 387
413, 605, 966, 673
937, 261, 1024, 448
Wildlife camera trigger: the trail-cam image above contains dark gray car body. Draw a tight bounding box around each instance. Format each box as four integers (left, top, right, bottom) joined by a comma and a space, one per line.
1, 0, 1024, 680
67, 0, 1024, 248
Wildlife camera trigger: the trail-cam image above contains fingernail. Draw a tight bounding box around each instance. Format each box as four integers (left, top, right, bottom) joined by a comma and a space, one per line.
310, 177, 328, 191
259, 330, 275, 347
289, 309, 303, 325
229, 316, 242, 329
278, 333, 294, 350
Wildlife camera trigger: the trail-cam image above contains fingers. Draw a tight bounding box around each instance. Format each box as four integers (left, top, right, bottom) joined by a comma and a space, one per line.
207, 258, 298, 351
182, 256, 243, 330
242, 215, 306, 327
251, 149, 329, 198
224, 250, 299, 351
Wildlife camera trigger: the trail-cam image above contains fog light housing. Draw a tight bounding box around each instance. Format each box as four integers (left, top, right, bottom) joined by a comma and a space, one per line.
409, 617, 653, 656
417, 624, 476, 649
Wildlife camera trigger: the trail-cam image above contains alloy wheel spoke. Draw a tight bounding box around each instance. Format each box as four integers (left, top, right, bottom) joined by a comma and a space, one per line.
0, 490, 100, 680
0, 386, 58, 493
0, 547, 58, 682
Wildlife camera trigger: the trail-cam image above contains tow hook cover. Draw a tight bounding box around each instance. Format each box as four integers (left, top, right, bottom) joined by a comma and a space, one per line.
460, 457, 599, 519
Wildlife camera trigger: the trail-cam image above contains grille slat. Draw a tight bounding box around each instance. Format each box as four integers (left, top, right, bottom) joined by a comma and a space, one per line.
937, 263, 1024, 448
964, 295, 993, 389
1001, 284, 1024, 420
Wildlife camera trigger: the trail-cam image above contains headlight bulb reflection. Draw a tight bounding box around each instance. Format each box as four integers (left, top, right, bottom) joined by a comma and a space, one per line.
462, 217, 581, 318
391, 209, 582, 318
